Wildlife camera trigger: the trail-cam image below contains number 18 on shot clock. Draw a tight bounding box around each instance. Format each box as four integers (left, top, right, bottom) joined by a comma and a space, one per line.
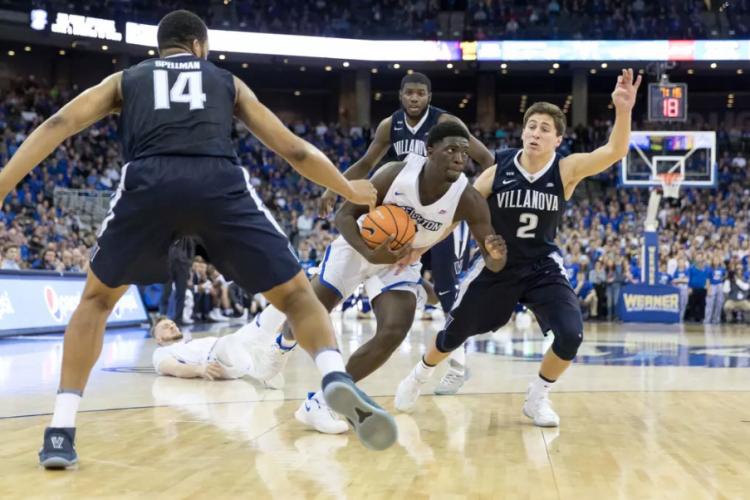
648, 81, 687, 122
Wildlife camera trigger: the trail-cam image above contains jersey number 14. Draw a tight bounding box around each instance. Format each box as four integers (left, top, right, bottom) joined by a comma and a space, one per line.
153, 70, 207, 110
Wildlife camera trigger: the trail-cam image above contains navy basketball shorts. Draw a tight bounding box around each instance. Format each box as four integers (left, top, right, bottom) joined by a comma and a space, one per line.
437, 253, 584, 360
90, 156, 301, 294
424, 228, 471, 313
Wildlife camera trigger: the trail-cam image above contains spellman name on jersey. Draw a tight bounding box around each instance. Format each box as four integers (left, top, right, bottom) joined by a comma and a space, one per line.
393, 139, 428, 157
496, 189, 559, 212
153, 60, 201, 70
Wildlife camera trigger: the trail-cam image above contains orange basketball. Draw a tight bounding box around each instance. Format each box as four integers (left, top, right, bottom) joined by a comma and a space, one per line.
360, 204, 417, 250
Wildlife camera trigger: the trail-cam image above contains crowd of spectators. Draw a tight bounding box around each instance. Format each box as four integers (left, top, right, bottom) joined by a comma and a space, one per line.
21, 0, 749, 40
2, 77, 750, 323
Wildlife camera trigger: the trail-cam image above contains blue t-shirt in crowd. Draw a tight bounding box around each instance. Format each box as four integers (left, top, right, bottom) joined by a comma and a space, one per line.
565, 263, 580, 288
578, 280, 593, 298
630, 264, 641, 282
657, 271, 672, 285
688, 265, 711, 289
708, 266, 727, 285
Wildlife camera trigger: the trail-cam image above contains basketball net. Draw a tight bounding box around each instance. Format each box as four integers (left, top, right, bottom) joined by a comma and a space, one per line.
657, 172, 682, 199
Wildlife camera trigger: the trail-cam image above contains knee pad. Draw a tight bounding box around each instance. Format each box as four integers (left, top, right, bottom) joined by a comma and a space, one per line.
435, 328, 467, 353
551, 323, 583, 361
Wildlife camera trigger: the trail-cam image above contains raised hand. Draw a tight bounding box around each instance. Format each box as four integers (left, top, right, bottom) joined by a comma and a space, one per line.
611, 68, 642, 111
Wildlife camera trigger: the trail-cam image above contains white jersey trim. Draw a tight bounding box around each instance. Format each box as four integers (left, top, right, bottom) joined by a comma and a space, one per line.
513, 150, 556, 184
405, 108, 432, 135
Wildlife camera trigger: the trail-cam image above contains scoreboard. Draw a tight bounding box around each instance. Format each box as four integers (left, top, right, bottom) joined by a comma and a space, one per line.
647, 82, 688, 122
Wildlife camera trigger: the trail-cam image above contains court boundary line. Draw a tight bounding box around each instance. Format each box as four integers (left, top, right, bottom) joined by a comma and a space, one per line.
3, 389, 750, 421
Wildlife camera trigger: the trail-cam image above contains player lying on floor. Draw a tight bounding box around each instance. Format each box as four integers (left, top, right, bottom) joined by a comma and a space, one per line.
150, 317, 283, 388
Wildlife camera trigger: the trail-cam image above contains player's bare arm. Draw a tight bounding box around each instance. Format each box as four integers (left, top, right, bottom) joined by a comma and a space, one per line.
157, 358, 223, 380
0, 72, 123, 199
320, 117, 393, 212
334, 161, 411, 265
233, 76, 376, 209
559, 68, 642, 198
395, 163, 499, 271
438, 114, 495, 169
453, 186, 507, 272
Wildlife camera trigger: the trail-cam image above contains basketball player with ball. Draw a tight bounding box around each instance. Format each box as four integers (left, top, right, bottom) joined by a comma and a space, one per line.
243, 121, 506, 434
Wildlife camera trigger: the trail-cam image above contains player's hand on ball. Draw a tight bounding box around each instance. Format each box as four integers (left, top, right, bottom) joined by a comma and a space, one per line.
611, 68, 642, 111
368, 236, 411, 265
201, 362, 224, 381
484, 234, 507, 272
346, 179, 377, 210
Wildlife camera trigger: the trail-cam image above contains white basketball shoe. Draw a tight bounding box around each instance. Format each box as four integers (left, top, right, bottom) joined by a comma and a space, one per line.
522, 383, 560, 427
395, 369, 426, 413
295, 393, 349, 434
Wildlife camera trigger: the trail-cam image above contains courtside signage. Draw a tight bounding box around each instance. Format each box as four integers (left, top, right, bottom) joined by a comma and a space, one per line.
0, 274, 147, 336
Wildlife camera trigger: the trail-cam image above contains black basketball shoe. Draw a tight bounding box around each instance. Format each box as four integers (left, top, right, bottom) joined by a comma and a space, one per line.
321, 371, 397, 451
39, 427, 78, 469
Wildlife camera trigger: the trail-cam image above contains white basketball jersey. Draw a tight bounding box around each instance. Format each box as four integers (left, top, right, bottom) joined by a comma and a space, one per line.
382, 153, 468, 248
152, 337, 218, 373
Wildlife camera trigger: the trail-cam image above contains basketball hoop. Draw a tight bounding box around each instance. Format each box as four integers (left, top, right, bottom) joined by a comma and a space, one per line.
657, 172, 683, 199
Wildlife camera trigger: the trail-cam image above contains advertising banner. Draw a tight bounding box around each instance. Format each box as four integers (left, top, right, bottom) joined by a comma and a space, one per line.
0, 272, 148, 336
617, 284, 681, 324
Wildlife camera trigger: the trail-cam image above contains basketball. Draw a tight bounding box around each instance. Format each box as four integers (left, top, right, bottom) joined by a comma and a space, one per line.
360, 205, 417, 250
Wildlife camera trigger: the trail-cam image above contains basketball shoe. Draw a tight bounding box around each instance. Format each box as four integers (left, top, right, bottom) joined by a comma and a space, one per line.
522, 383, 560, 427
322, 371, 397, 451
434, 361, 469, 395
251, 334, 294, 382
295, 392, 348, 434
394, 367, 426, 412
39, 427, 78, 469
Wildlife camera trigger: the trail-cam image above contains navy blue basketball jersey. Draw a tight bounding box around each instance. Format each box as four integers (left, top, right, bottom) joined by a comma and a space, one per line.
119, 53, 237, 163
490, 149, 566, 268
389, 105, 445, 160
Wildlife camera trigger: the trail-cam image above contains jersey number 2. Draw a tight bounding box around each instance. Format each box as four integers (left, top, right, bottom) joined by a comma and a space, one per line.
153, 70, 207, 110
516, 213, 538, 239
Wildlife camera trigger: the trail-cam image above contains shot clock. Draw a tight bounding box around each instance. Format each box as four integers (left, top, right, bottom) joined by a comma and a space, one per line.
647, 82, 687, 122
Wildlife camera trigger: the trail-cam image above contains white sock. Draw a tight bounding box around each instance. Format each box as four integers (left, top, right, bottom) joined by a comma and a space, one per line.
530, 375, 554, 397
50, 392, 82, 428
257, 306, 289, 341
315, 350, 346, 377
414, 358, 435, 383
233, 305, 288, 344
448, 346, 466, 369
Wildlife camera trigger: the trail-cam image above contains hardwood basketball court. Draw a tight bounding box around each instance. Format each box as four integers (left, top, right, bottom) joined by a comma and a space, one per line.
1, 315, 749, 498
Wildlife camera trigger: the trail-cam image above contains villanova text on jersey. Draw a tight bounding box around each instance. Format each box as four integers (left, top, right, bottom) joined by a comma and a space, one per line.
495, 189, 560, 212
490, 149, 566, 267
389, 105, 445, 160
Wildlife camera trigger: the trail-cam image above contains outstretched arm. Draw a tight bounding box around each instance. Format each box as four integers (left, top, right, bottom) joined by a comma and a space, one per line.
234, 76, 376, 209
319, 117, 392, 213
0, 72, 123, 199
559, 68, 641, 199
454, 187, 507, 272
339, 118, 393, 180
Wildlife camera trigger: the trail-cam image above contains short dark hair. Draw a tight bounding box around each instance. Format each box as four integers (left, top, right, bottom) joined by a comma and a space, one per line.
427, 121, 470, 148
400, 72, 431, 93
523, 102, 566, 137
157, 10, 208, 52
